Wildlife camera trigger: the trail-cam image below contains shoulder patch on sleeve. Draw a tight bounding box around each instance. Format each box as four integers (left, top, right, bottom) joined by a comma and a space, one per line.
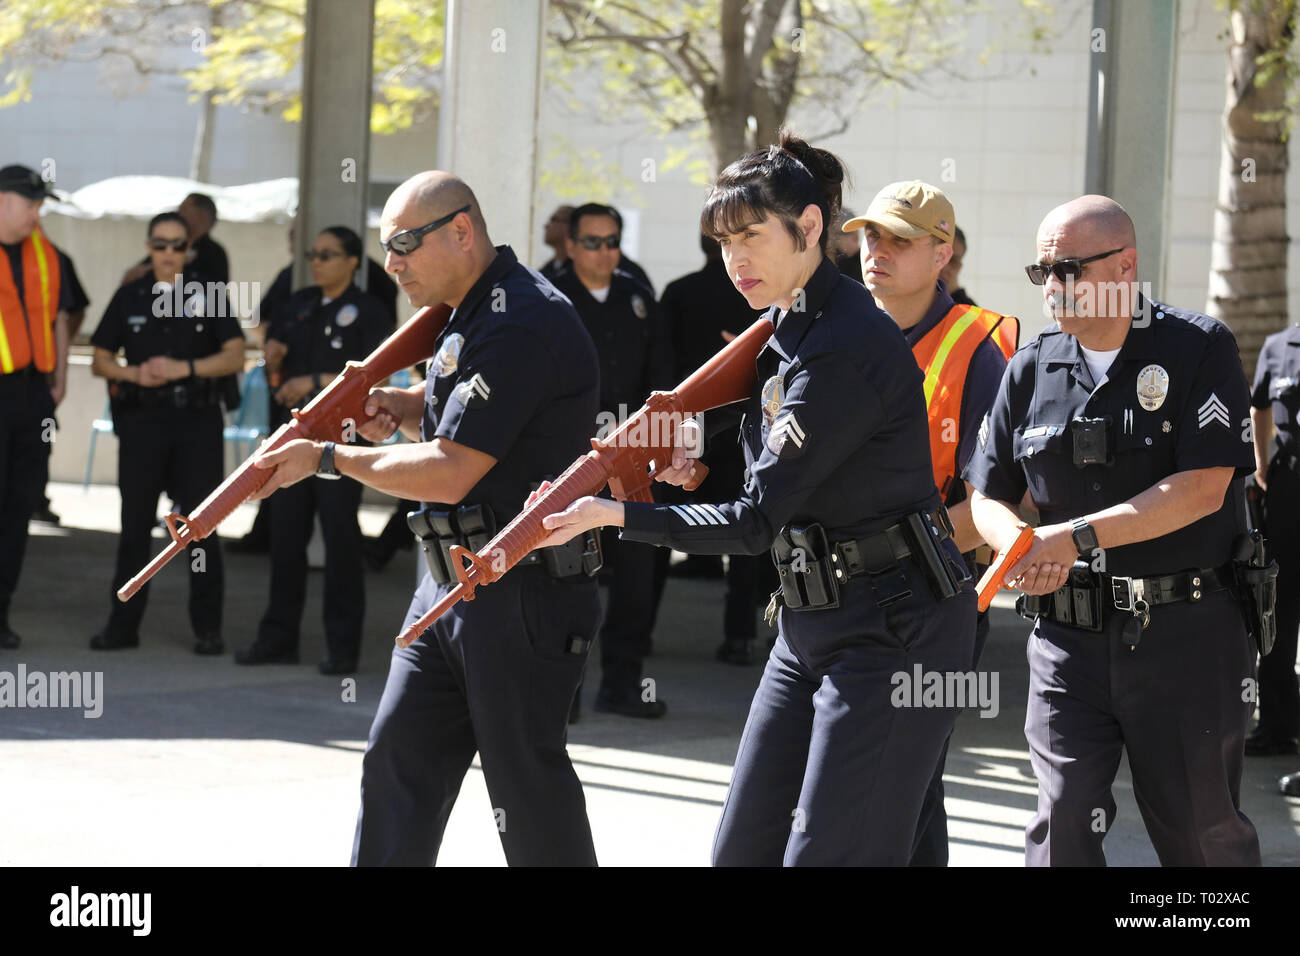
767, 412, 807, 458
453, 372, 491, 408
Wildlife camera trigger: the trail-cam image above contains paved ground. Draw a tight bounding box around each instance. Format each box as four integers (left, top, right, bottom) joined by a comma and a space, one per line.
1, 481, 1297, 866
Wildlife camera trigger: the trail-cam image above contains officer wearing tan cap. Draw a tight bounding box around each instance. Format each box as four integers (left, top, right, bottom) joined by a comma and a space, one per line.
847, 180, 1018, 865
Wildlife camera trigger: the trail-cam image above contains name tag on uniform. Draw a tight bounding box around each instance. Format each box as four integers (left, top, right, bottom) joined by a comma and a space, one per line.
127, 315, 146, 331
1022, 425, 1062, 439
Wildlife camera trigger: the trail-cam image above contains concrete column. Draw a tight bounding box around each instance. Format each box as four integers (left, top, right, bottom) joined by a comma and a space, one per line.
1084, 0, 1179, 295
294, 0, 376, 291
438, 0, 547, 256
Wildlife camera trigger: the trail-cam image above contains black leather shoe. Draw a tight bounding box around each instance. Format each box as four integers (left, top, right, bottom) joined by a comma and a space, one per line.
194, 633, 224, 656
90, 630, 139, 650
1245, 732, 1299, 756
594, 689, 667, 719
318, 658, 357, 675
0, 627, 21, 649
1281, 771, 1300, 796
715, 638, 755, 666
235, 642, 298, 665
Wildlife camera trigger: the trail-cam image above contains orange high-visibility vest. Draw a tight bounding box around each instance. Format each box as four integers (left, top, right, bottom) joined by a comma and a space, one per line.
0, 228, 60, 374
911, 304, 1019, 497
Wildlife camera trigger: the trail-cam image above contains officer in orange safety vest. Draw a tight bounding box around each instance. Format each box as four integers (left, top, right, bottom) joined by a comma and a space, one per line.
844, 180, 1018, 866
0, 164, 71, 650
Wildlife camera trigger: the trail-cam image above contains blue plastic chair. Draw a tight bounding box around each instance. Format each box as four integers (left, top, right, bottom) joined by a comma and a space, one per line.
223, 365, 270, 460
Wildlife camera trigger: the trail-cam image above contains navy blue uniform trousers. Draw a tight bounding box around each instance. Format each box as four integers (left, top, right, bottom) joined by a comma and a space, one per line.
1024, 591, 1260, 866
108, 404, 225, 638
712, 570, 976, 866
257, 474, 364, 662
0, 372, 51, 628
352, 566, 601, 866
1260, 460, 1300, 741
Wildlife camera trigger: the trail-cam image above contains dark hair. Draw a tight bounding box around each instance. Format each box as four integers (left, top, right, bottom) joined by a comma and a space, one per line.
183, 192, 218, 224
568, 202, 623, 239
954, 225, 966, 246
148, 211, 190, 237
699, 232, 721, 259
700, 130, 847, 254
320, 225, 364, 262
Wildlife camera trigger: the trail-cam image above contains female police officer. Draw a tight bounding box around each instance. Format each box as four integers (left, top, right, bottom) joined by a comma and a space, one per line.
534, 132, 976, 865
236, 226, 392, 673
90, 211, 244, 653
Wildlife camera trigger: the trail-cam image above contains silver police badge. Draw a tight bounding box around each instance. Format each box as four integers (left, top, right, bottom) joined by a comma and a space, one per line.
433, 333, 464, 377
761, 375, 785, 427
631, 294, 647, 319
1136, 364, 1169, 412
336, 303, 359, 327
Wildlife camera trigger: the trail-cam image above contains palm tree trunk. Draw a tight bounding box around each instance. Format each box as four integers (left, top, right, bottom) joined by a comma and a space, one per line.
1207, 1, 1294, 378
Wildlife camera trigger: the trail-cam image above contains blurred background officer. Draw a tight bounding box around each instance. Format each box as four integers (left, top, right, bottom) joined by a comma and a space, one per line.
554, 201, 673, 718
0, 163, 72, 650
833, 207, 864, 283
230, 225, 399, 556
968, 195, 1260, 866
659, 232, 765, 664
1248, 329, 1300, 756
538, 204, 574, 283
851, 180, 1017, 866
122, 192, 229, 287
940, 226, 977, 307
89, 211, 245, 653
236, 226, 392, 674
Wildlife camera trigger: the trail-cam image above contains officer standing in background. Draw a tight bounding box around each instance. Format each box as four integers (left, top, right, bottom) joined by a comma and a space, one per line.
236, 226, 392, 674
849, 180, 1017, 865
967, 195, 1261, 865
89, 212, 245, 653
0, 164, 72, 650
122, 193, 230, 287
941, 226, 977, 307
554, 201, 673, 718
1248, 329, 1300, 755
250, 171, 604, 866
659, 232, 764, 664
538, 204, 574, 283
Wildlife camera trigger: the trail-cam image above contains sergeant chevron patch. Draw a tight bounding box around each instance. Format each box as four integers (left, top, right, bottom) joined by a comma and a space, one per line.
1197, 393, 1229, 430
767, 412, 807, 457
669, 503, 729, 526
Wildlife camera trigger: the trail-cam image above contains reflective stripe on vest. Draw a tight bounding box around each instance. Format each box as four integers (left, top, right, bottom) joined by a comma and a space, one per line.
0, 229, 60, 374
911, 304, 1019, 496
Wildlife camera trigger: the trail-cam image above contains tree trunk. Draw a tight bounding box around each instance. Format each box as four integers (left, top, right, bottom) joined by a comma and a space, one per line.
1207, 1, 1294, 378
190, 90, 216, 183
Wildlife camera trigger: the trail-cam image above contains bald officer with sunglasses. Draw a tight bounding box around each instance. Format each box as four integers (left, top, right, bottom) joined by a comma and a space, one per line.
250, 172, 604, 866
966, 195, 1261, 866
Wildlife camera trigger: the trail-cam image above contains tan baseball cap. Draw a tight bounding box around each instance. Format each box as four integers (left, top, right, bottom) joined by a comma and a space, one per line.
842, 181, 955, 243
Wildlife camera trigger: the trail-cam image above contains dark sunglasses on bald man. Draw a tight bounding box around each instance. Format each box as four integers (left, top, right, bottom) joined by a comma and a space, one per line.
381, 204, 471, 256
148, 238, 189, 252
576, 234, 620, 251
1025, 247, 1125, 286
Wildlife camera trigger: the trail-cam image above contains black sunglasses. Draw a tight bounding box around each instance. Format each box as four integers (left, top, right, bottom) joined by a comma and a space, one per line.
381, 205, 471, 256
305, 249, 345, 261
148, 238, 189, 252
1025, 247, 1125, 285
576, 234, 620, 251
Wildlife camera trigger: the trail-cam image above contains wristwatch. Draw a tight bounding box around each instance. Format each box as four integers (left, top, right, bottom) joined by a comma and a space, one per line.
1070, 517, 1098, 557
316, 441, 342, 480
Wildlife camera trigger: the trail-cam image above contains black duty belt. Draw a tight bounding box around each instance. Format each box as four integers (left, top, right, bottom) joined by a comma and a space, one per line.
831, 506, 955, 582
1018, 564, 1233, 632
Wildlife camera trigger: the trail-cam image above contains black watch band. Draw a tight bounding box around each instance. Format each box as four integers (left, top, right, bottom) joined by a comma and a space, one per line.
316, 441, 342, 480
189, 359, 197, 378
1070, 517, 1098, 557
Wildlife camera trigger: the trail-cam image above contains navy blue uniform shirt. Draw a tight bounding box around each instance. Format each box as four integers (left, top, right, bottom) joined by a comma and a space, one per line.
421, 245, 601, 524
553, 268, 672, 417
91, 270, 242, 368
964, 297, 1254, 576
1251, 325, 1300, 452
621, 254, 940, 555
899, 281, 1009, 507
267, 283, 393, 426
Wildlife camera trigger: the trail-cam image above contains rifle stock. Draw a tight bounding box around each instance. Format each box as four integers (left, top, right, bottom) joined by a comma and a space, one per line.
394, 315, 775, 648
116, 304, 452, 602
